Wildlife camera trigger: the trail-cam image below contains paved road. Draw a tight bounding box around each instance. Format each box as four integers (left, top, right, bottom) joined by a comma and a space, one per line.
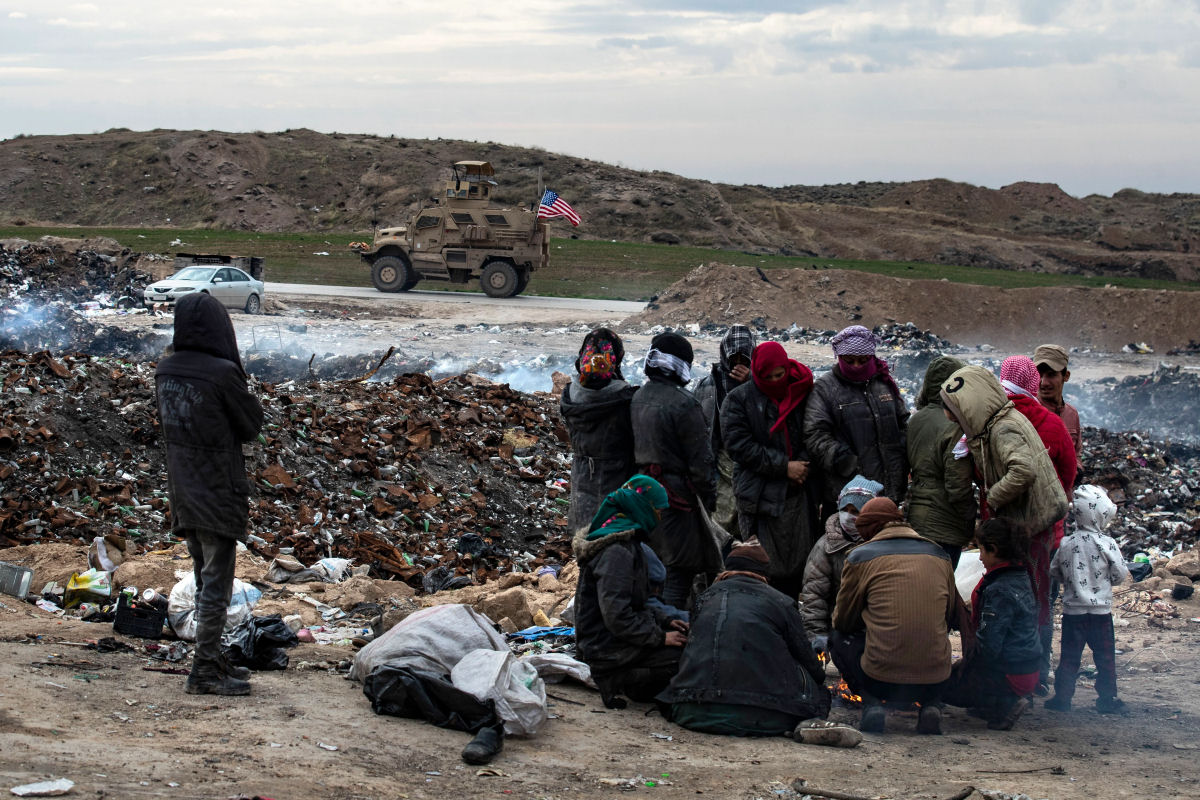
265, 282, 645, 315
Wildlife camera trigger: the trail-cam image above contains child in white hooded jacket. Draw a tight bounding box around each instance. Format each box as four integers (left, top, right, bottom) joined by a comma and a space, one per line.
1046, 485, 1130, 713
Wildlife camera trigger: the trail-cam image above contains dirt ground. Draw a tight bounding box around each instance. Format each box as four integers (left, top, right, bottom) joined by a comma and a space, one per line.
2, 598, 1199, 800
4, 274, 1200, 800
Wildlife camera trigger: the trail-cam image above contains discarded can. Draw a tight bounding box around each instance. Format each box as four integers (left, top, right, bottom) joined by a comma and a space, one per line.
142, 588, 169, 614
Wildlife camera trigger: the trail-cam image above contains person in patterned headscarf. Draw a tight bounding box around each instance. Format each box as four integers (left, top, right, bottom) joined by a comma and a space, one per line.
804, 325, 910, 516
694, 324, 757, 532
560, 328, 637, 533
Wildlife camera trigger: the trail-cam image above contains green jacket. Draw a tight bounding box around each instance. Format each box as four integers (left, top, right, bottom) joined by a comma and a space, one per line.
906, 356, 977, 548
940, 366, 1068, 533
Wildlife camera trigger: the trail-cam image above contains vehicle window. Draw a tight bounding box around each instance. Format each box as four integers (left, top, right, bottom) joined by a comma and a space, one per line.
416, 215, 441, 229
229, 269, 250, 282
485, 214, 508, 225
451, 213, 474, 225
174, 267, 216, 281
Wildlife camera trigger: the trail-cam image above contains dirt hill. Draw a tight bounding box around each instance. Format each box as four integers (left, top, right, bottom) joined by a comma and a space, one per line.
1, 128, 1199, 281
628, 263, 1200, 353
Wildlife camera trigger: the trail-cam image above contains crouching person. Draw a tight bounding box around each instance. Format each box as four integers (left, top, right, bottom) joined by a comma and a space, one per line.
657, 541, 860, 747
942, 519, 1040, 730
830, 498, 956, 735
574, 475, 688, 709
155, 292, 263, 696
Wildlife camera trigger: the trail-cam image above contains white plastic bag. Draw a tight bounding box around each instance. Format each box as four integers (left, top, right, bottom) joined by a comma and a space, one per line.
452, 648, 548, 736
167, 572, 262, 641
520, 652, 595, 688
349, 604, 507, 681
955, 550, 985, 605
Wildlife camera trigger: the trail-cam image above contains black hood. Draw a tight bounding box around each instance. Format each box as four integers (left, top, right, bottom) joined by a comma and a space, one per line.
172, 292, 245, 377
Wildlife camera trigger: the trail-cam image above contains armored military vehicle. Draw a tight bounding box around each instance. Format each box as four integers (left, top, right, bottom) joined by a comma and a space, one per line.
354, 161, 548, 298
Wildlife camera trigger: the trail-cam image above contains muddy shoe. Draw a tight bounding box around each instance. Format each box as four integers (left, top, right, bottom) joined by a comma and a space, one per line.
218, 654, 252, 681
185, 673, 251, 696
987, 697, 1030, 731
916, 704, 943, 735
1043, 695, 1071, 712
794, 719, 863, 748
1096, 696, 1127, 715
462, 723, 505, 765
859, 703, 886, 734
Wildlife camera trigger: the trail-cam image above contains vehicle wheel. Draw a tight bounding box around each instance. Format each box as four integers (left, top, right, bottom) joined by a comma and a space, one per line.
244, 293, 261, 315
372, 255, 415, 292
480, 260, 519, 298
515, 270, 530, 295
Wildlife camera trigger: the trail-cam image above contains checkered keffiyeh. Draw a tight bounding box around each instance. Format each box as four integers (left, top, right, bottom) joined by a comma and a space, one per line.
719, 325, 756, 370
830, 325, 879, 357
645, 348, 692, 384
999, 355, 1040, 397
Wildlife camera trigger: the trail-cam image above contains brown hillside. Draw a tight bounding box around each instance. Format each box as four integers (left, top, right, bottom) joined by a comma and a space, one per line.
627, 263, 1200, 352
1, 129, 1198, 281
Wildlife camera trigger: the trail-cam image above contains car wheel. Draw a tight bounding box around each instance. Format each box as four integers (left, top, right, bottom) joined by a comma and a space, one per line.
480, 260, 519, 298
372, 255, 415, 292
244, 293, 261, 315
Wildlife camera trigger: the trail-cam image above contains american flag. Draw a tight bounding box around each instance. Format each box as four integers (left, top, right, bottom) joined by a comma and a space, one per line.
537, 190, 581, 226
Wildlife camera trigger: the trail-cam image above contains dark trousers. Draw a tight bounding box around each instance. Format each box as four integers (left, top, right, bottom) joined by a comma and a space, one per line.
1040, 546, 1061, 679
594, 645, 682, 705
937, 543, 963, 571
663, 568, 696, 610
1055, 613, 1118, 701
1029, 529, 1054, 683
829, 630, 946, 706
942, 659, 1022, 721
186, 530, 238, 666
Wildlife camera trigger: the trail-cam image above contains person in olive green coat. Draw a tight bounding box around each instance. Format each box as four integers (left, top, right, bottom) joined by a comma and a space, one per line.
905, 356, 977, 567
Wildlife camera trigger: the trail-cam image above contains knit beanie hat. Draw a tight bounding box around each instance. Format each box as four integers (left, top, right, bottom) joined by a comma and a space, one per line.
723, 539, 770, 575
650, 332, 693, 364
838, 475, 885, 513
831, 325, 880, 357
854, 497, 903, 541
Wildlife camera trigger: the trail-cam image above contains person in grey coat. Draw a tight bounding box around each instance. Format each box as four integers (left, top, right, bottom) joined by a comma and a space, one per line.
693, 324, 756, 532
631, 332, 717, 609
156, 292, 263, 696
804, 325, 910, 513
560, 328, 637, 533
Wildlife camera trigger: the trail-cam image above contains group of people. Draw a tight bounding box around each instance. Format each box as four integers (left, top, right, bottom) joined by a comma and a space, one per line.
566, 325, 1130, 739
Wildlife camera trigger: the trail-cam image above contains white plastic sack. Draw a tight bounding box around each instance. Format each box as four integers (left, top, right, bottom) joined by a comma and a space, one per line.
955, 550, 985, 605
167, 572, 262, 641
520, 651, 595, 688
349, 604, 507, 681
452, 648, 548, 736
315, 557, 354, 582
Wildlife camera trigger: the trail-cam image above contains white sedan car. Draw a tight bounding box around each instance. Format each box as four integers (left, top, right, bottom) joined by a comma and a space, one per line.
143, 266, 265, 314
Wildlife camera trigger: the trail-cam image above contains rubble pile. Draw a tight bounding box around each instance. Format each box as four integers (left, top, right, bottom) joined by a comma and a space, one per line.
1081, 428, 1200, 555
1076, 365, 1200, 442
0, 349, 573, 593
1, 303, 168, 356
1, 240, 156, 303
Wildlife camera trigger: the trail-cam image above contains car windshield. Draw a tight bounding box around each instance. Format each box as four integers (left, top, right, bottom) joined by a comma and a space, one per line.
172, 267, 217, 282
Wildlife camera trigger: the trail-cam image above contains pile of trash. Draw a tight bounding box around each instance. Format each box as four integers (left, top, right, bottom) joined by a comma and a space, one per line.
1, 239, 157, 305
1076, 364, 1200, 442
1080, 428, 1200, 555
0, 347, 573, 593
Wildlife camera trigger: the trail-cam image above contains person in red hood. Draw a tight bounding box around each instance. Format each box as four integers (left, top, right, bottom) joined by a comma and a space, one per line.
998, 355, 1077, 694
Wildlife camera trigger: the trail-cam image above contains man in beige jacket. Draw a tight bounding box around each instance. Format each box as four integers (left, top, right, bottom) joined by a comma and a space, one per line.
830, 497, 957, 736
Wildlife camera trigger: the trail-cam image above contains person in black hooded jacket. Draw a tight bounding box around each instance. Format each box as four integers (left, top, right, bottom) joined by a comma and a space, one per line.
630, 332, 717, 608
156, 292, 263, 696
560, 328, 638, 533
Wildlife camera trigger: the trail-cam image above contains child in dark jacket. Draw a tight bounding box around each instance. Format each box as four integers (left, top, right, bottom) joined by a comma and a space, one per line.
943, 518, 1041, 730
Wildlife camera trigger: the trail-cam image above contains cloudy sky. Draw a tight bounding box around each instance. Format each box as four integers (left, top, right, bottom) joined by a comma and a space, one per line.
2, 1, 1197, 196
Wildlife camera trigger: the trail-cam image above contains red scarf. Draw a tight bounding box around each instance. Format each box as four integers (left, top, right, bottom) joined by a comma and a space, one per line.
751, 342, 814, 441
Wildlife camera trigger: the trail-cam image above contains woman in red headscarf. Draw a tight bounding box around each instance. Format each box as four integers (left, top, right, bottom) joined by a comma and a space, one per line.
719, 341, 819, 599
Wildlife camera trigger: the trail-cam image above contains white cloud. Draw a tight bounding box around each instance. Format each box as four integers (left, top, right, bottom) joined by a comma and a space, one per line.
0, 1, 1197, 195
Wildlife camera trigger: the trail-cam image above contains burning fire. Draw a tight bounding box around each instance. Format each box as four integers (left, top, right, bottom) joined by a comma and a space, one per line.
817, 651, 863, 705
